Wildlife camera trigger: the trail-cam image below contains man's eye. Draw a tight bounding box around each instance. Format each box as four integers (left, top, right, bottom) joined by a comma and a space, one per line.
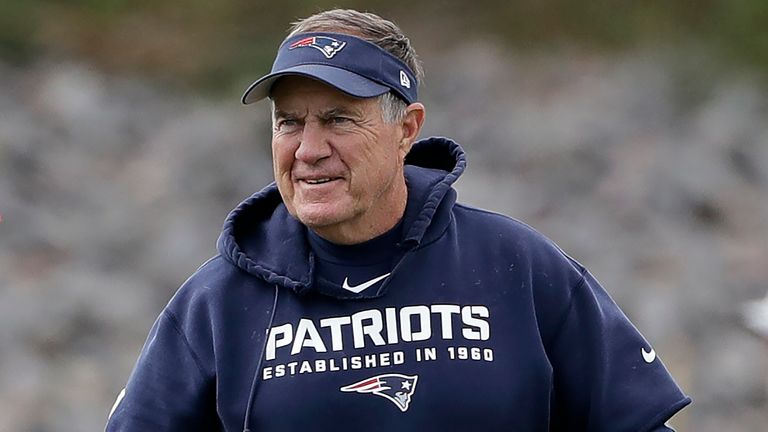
277, 119, 298, 129
331, 116, 352, 125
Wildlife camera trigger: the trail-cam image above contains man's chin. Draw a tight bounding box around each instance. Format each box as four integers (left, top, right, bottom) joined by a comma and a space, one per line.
294, 206, 348, 230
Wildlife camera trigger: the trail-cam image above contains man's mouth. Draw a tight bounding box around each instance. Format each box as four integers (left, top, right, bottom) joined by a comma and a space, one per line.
305, 178, 333, 185
299, 176, 343, 186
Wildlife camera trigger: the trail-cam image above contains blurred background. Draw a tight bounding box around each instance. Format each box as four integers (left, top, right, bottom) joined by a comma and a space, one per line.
1, 1, 767, 431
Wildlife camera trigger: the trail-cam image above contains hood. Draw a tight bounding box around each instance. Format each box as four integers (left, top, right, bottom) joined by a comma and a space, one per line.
216, 136, 466, 297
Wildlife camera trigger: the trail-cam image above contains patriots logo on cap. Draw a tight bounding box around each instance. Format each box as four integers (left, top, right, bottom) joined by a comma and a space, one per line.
340, 373, 418, 412
289, 36, 347, 59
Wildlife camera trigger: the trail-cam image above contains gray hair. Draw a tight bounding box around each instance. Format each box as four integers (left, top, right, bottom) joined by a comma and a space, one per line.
378, 92, 407, 123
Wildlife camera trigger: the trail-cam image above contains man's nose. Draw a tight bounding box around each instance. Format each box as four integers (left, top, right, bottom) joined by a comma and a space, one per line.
294, 121, 332, 163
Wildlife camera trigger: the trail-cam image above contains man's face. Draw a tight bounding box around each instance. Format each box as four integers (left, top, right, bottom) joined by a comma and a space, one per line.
270, 76, 417, 243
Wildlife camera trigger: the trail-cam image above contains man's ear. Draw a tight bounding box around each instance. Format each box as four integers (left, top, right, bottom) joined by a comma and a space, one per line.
399, 102, 426, 156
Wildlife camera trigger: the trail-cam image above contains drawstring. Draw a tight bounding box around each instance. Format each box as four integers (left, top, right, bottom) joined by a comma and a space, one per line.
243, 285, 280, 432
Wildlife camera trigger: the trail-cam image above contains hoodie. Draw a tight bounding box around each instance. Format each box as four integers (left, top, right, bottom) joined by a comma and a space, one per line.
106, 137, 690, 432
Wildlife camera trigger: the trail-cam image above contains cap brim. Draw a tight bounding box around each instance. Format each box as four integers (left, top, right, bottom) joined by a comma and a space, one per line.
242, 64, 390, 104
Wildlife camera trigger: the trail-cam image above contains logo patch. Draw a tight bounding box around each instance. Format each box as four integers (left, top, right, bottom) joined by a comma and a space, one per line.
642, 347, 656, 363
340, 373, 418, 412
341, 273, 390, 294
399, 70, 411, 88
289, 36, 346, 59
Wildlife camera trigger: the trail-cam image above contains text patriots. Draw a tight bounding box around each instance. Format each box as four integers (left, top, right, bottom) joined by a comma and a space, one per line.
265, 304, 491, 360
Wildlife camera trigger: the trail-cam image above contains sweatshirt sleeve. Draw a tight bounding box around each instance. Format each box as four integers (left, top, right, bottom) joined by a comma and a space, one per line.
546, 270, 691, 432
105, 310, 219, 431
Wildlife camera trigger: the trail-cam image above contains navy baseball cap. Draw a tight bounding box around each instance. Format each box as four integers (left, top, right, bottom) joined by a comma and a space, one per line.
241, 32, 418, 105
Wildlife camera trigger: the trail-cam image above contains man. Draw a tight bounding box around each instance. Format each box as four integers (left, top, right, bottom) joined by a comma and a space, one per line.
106, 9, 690, 432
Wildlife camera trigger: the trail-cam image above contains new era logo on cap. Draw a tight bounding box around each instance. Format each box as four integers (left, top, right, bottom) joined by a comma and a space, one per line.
399, 70, 411, 89
289, 36, 347, 59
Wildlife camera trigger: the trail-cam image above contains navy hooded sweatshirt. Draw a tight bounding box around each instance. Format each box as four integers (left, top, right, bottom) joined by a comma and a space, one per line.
106, 137, 691, 431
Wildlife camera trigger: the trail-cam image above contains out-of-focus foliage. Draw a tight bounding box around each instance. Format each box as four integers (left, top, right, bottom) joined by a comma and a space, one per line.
1, 0, 767, 93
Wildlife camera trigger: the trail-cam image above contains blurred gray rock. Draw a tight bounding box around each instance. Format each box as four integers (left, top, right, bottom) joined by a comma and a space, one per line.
1, 43, 767, 431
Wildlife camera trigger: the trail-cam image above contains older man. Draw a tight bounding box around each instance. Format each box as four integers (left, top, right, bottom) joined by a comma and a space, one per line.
106, 9, 690, 432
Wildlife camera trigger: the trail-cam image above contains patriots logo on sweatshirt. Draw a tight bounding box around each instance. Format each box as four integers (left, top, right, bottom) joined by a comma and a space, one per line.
288, 36, 347, 59
340, 374, 418, 412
